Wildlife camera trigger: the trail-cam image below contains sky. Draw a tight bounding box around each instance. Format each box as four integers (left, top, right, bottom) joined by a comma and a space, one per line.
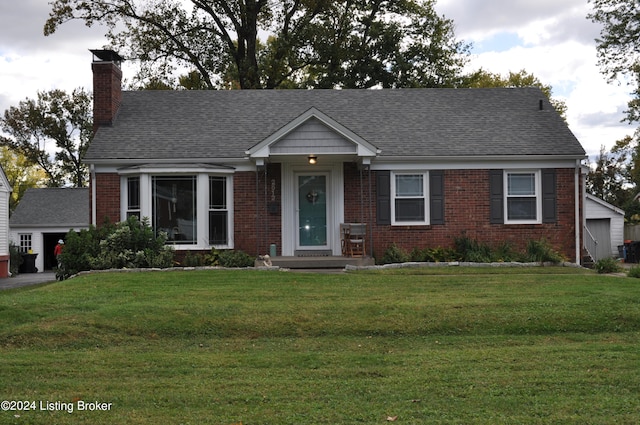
0, 0, 636, 159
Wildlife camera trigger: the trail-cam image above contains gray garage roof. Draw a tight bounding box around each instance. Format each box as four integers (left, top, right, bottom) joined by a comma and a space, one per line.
9, 188, 89, 228
85, 88, 585, 162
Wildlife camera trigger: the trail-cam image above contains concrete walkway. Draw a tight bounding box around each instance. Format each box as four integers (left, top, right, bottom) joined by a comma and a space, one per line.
0, 272, 57, 290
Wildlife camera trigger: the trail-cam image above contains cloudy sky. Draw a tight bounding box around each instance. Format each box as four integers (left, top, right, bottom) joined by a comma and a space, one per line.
0, 0, 635, 158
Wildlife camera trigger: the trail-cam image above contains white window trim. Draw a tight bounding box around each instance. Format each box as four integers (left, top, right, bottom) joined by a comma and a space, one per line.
19, 233, 32, 253
120, 172, 234, 250
504, 170, 542, 224
391, 171, 430, 226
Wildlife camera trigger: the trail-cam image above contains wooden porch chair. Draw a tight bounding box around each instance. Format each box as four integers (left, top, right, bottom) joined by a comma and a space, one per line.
340, 223, 366, 257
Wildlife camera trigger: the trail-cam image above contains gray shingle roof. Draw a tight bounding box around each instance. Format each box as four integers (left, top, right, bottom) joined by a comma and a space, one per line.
85, 88, 585, 161
9, 188, 89, 228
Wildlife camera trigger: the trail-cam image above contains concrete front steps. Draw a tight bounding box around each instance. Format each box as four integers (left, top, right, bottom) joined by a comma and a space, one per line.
258, 256, 375, 269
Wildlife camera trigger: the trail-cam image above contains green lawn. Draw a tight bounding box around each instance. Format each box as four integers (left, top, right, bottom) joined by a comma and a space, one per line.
0, 268, 639, 424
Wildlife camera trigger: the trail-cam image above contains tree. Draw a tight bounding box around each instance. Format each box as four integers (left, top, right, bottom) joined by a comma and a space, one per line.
44, 0, 470, 90
0, 89, 92, 187
0, 147, 48, 213
585, 133, 640, 220
588, 0, 640, 123
586, 143, 630, 206
464, 69, 568, 120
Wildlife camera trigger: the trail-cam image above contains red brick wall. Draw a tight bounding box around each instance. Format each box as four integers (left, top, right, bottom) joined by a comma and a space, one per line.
92, 165, 581, 261
365, 168, 580, 261
93, 173, 121, 225
234, 164, 283, 255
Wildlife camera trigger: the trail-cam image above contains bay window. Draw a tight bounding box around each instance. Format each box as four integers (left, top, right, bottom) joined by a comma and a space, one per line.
121, 171, 233, 248
152, 176, 197, 243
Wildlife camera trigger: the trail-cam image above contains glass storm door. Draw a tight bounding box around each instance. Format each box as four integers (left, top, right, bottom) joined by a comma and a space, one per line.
297, 174, 328, 249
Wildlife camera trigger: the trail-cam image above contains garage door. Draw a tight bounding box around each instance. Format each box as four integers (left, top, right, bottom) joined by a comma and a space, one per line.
586, 218, 611, 261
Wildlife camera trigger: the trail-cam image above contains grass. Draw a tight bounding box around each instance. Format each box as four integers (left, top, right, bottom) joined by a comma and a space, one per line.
0, 268, 639, 424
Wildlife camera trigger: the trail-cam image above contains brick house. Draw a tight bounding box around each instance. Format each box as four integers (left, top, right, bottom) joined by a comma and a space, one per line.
86, 50, 587, 264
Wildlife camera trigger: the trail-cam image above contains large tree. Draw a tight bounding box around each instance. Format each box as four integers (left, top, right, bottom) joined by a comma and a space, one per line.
589, 0, 640, 123
0, 89, 92, 187
0, 147, 48, 213
44, 0, 470, 90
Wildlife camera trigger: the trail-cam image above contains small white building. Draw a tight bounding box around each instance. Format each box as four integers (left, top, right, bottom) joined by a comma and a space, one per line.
9, 188, 89, 273
585, 194, 625, 261
0, 166, 11, 278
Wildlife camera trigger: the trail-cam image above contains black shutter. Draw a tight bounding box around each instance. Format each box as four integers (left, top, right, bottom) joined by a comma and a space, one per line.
541, 169, 557, 223
489, 169, 504, 224
376, 171, 391, 225
430, 170, 445, 225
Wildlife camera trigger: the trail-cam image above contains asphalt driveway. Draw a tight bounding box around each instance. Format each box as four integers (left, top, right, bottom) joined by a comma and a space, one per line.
0, 272, 57, 290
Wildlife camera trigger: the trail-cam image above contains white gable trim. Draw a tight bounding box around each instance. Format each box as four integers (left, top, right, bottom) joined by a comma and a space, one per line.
586, 193, 625, 216
247, 107, 379, 159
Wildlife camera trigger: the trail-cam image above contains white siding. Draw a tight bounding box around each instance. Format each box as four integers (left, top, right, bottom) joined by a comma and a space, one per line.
0, 191, 8, 256
585, 195, 625, 258
270, 118, 357, 154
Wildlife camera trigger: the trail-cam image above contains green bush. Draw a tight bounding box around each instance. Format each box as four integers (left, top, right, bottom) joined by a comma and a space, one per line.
59, 216, 174, 277
410, 247, 458, 262
9, 242, 23, 276
454, 236, 492, 263
217, 250, 254, 268
594, 257, 622, 274
380, 244, 410, 264
382, 237, 566, 266
182, 251, 205, 267
526, 239, 565, 264
627, 266, 640, 278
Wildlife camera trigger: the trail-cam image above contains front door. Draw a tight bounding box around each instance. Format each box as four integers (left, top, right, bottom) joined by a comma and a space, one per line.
296, 174, 329, 251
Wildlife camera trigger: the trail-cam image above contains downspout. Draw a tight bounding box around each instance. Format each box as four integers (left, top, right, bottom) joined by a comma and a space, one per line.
90, 164, 96, 226
575, 159, 581, 264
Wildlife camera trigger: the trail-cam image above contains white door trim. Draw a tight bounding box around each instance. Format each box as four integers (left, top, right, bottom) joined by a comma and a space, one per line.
281, 162, 344, 256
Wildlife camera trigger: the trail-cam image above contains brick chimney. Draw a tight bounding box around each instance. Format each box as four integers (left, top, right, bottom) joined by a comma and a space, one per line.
90, 49, 124, 134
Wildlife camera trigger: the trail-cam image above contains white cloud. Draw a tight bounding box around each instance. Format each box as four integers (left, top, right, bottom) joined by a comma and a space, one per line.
436, 0, 633, 158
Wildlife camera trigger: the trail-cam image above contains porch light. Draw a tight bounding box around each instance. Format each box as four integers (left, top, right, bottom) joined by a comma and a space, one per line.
308, 155, 317, 165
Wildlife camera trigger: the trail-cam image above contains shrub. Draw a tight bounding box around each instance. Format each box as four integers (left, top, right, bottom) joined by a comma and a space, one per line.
9, 242, 23, 276
454, 236, 492, 263
526, 239, 565, 264
380, 244, 410, 264
59, 216, 174, 277
182, 251, 205, 267
217, 250, 254, 268
594, 257, 622, 274
493, 242, 527, 263
594, 257, 624, 274
628, 266, 640, 278
204, 248, 220, 266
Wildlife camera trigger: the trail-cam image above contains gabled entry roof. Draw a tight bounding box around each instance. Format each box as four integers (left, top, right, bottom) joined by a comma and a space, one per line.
247, 107, 379, 160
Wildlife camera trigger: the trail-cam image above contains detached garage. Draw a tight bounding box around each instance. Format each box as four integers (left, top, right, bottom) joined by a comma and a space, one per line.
585, 194, 625, 261
9, 188, 89, 273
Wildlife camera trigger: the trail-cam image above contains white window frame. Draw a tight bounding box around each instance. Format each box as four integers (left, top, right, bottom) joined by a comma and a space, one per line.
504, 170, 542, 224
208, 175, 231, 246
19, 233, 32, 253
126, 176, 141, 219
391, 171, 429, 225
120, 171, 234, 250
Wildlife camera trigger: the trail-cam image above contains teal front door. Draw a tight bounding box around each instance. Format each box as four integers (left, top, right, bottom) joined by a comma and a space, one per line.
297, 174, 328, 249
